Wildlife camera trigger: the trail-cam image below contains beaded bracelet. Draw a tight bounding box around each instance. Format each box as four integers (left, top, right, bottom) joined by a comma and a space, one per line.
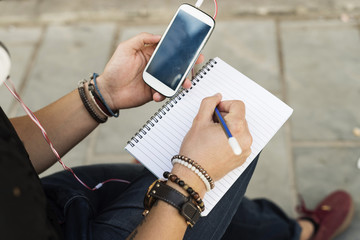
171, 155, 215, 191
78, 80, 107, 123
172, 158, 211, 192
91, 73, 119, 118
163, 171, 205, 212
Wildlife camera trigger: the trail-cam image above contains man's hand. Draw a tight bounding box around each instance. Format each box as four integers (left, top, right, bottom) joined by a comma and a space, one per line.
95, 32, 204, 110
178, 94, 253, 182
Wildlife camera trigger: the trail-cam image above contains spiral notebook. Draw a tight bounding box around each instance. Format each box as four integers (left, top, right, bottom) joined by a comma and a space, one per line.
125, 57, 293, 216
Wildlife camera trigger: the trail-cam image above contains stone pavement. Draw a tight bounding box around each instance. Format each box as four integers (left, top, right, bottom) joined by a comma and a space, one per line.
1, 0, 360, 239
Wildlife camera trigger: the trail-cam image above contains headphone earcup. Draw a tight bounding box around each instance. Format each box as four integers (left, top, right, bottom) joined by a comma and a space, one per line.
0, 41, 11, 85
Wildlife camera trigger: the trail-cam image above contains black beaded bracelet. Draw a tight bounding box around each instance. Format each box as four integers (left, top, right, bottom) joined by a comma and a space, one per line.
78, 80, 108, 124
163, 171, 205, 212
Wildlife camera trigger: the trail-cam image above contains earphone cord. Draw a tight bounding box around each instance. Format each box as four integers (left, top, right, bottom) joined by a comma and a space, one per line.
4, 77, 130, 191
192, 0, 218, 79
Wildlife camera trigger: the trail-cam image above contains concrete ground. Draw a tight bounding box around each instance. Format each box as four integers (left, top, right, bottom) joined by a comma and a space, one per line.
0, 0, 359, 239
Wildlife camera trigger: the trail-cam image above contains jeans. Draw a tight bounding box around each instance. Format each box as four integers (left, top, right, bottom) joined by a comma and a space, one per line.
41, 156, 301, 240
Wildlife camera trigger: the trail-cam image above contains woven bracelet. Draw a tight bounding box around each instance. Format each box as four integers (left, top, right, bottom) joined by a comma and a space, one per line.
171, 155, 215, 191
163, 171, 205, 212
91, 73, 119, 118
78, 80, 107, 124
88, 81, 111, 117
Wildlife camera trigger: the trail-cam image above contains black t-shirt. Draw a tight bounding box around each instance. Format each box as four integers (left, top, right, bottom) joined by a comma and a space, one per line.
0, 107, 63, 240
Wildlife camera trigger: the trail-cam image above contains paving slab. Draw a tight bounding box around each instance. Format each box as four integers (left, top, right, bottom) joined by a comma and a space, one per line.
202, 20, 281, 94
0, 26, 42, 114
2, 0, 360, 24
119, 25, 166, 39
281, 20, 360, 141
294, 146, 360, 239
20, 23, 116, 110
334, 0, 360, 12
0, 0, 38, 23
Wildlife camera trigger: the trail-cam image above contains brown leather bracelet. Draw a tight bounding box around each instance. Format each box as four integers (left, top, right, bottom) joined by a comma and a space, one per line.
143, 180, 201, 227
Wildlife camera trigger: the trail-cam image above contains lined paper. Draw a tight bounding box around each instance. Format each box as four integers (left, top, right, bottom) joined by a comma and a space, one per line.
125, 57, 293, 216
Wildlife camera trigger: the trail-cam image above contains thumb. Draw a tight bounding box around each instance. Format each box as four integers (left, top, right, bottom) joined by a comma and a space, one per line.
129, 32, 161, 49
195, 93, 222, 122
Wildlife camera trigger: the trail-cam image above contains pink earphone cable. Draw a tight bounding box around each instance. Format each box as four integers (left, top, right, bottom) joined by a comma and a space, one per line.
4, 77, 130, 191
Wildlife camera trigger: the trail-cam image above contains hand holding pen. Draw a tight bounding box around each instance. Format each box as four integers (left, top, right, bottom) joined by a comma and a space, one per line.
178, 93, 253, 182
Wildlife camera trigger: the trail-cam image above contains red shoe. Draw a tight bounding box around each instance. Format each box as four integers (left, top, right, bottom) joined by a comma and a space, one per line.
297, 190, 354, 240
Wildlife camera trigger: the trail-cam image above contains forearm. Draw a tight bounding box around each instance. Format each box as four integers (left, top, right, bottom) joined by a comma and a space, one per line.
127, 200, 188, 240
10, 87, 99, 174
126, 165, 207, 240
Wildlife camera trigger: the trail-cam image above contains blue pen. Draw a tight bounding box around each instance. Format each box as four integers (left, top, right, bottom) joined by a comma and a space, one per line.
214, 107, 242, 155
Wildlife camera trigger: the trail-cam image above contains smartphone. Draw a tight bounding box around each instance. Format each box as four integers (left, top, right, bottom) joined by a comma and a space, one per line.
143, 4, 215, 97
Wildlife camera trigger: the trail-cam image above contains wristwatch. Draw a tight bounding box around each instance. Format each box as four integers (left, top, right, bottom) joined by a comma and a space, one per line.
143, 180, 201, 227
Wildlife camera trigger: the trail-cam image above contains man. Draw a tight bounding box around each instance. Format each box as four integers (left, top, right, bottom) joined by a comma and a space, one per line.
0, 33, 353, 240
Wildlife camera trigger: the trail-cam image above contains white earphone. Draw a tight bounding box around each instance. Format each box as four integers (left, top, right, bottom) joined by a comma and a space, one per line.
0, 42, 11, 86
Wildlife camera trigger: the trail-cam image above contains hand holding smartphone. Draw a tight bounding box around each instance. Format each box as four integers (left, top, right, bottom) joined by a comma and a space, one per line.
143, 4, 215, 97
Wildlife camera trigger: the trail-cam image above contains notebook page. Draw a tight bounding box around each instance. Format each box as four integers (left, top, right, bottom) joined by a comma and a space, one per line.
125, 57, 293, 215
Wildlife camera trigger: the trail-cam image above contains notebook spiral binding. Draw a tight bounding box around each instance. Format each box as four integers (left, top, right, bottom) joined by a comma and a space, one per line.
127, 59, 218, 147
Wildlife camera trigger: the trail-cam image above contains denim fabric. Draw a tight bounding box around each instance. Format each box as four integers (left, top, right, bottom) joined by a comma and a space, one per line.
42, 156, 301, 240
221, 198, 301, 240
42, 163, 150, 240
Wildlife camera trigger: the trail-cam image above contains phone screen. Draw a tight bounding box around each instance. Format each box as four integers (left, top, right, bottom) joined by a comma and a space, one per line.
146, 9, 212, 90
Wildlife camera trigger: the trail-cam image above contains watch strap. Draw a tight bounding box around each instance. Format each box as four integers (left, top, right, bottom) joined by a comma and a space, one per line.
149, 181, 188, 211
144, 180, 201, 227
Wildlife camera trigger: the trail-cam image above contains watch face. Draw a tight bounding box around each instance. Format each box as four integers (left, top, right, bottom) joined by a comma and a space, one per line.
143, 179, 201, 227
143, 180, 162, 215
181, 201, 201, 227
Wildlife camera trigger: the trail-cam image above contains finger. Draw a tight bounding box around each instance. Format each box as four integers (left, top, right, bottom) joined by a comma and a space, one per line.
195, 54, 205, 64
129, 32, 161, 49
217, 100, 245, 119
182, 78, 192, 89
195, 93, 222, 122
212, 111, 229, 123
153, 92, 166, 102
142, 44, 158, 60
218, 101, 247, 144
